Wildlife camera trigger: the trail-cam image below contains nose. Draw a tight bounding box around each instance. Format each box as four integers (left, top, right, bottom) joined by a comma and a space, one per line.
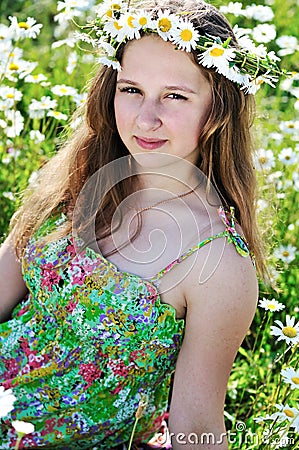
135, 98, 162, 131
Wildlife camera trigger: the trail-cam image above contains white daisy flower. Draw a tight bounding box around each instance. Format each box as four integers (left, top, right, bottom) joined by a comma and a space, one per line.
279, 120, 299, 135
5, 58, 37, 81
0, 86, 23, 108
47, 110, 68, 121
252, 24, 276, 44
97, 0, 124, 20
278, 147, 298, 165
98, 56, 121, 71
258, 298, 285, 312
245, 5, 274, 22
254, 148, 275, 171
134, 10, 154, 30
103, 18, 126, 42
24, 73, 47, 83
244, 71, 279, 94
0, 119, 7, 128
219, 2, 244, 17
0, 23, 14, 42
51, 84, 78, 97
99, 40, 116, 57
54, 9, 79, 25
270, 315, 299, 346
281, 367, 299, 390
72, 92, 87, 106
253, 413, 277, 423
257, 199, 268, 212
269, 132, 284, 143
171, 20, 199, 52
12, 420, 35, 435
273, 244, 297, 264
155, 10, 180, 41
0, 386, 17, 418
28, 96, 58, 119
197, 43, 235, 76
276, 35, 299, 57
8, 16, 43, 40
66, 51, 78, 74
224, 66, 250, 88
119, 13, 141, 40
3, 192, 16, 201
29, 130, 45, 143
4, 109, 24, 137
272, 404, 299, 432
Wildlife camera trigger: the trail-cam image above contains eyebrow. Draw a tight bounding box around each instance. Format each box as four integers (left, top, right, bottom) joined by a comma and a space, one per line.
116, 79, 197, 94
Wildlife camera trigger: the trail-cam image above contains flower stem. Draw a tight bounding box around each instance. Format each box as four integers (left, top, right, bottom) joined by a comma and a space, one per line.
127, 417, 139, 450
14, 435, 23, 450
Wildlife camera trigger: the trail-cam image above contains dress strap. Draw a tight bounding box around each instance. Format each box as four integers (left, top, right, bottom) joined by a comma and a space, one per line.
148, 206, 252, 285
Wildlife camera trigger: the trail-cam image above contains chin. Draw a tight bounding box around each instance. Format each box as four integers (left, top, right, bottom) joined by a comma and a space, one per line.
132, 151, 189, 170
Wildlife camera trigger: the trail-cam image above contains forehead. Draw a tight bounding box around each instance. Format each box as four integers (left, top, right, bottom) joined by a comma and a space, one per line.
119, 35, 208, 86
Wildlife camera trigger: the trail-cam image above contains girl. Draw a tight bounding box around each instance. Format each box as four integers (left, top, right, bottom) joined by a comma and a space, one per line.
0, 0, 285, 448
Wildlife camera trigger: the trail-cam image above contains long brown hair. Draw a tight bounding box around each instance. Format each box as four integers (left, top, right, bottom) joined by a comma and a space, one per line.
10, 0, 266, 277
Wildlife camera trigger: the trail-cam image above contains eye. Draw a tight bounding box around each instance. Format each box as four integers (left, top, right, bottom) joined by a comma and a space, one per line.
118, 86, 142, 95
167, 93, 188, 100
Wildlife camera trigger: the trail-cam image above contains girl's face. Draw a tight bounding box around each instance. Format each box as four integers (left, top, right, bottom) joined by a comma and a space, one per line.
114, 35, 213, 166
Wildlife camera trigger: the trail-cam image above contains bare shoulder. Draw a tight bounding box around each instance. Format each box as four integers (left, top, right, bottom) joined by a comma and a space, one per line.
183, 235, 258, 342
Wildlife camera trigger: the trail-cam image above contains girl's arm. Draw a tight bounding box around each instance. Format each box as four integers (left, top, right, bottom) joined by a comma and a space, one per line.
0, 236, 28, 323
169, 239, 258, 449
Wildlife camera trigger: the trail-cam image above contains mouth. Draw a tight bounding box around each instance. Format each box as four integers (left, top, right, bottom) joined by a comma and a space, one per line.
134, 136, 167, 150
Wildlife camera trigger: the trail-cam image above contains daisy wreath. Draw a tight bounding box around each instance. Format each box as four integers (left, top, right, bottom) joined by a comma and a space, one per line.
75, 0, 289, 94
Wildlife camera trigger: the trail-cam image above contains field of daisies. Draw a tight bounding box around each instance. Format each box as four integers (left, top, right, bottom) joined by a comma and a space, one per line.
0, 0, 298, 448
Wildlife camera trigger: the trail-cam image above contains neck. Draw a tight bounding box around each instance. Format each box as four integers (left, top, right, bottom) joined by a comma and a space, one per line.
133, 152, 202, 195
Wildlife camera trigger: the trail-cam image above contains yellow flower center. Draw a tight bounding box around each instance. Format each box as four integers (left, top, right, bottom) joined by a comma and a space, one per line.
18, 22, 30, 29
158, 18, 172, 32
285, 155, 291, 160
6, 93, 15, 99
210, 46, 225, 57
268, 303, 276, 310
282, 251, 290, 257
283, 409, 295, 418
113, 20, 123, 31
127, 15, 135, 28
33, 75, 39, 79
180, 29, 193, 42
111, 3, 121, 10
287, 124, 294, 129
60, 88, 67, 93
282, 326, 297, 338
259, 157, 267, 164
139, 17, 147, 26
291, 377, 299, 384
9, 63, 19, 71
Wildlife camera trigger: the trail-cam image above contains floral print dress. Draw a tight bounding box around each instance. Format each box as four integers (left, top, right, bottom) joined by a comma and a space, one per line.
0, 206, 250, 449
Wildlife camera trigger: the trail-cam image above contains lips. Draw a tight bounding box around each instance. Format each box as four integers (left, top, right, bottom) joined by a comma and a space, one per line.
134, 136, 167, 150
